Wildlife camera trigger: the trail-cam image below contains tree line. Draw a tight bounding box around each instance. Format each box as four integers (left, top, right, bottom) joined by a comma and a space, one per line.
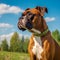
0, 32, 29, 53
0, 29, 60, 53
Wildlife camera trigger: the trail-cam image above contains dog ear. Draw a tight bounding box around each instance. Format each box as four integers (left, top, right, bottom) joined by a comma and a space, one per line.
42, 7, 48, 13
44, 7, 48, 13
35, 6, 41, 11
25, 8, 30, 11
35, 6, 48, 16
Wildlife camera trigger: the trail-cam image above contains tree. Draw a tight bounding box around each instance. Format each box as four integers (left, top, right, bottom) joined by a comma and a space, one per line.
52, 29, 60, 42
17, 36, 29, 53
1, 38, 8, 51
0, 44, 1, 51
10, 32, 20, 52
57, 34, 60, 41
19, 35, 24, 52
23, 37, 29, 53
52, 30, 59, 39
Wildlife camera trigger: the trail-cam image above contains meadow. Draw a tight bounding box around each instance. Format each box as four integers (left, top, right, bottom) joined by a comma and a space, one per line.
0, 51, 30, 60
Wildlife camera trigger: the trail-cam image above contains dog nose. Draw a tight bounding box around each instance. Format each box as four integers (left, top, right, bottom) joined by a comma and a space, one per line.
26, 22, 33, 29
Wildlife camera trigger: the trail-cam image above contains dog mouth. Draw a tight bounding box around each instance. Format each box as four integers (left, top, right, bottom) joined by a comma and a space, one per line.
18, 24, 26, 31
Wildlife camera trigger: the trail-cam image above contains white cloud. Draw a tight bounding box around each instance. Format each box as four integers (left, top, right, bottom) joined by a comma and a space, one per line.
0, 32, 14, 41
0, 32, 14, 45
0, 3, 24, 14
45, 17, 55, 22
0, 23, 13, 28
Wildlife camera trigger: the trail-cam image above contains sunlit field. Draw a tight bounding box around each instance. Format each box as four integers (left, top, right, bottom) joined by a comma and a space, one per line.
0, 51, 30, 60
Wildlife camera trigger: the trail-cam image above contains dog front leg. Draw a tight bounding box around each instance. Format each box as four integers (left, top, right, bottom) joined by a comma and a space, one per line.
43, 40, 55, 60
28, 45, 36, 60
28, 36, 36, 60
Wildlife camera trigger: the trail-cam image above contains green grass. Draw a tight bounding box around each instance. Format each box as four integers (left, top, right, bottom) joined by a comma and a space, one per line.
0, 51, 30, 60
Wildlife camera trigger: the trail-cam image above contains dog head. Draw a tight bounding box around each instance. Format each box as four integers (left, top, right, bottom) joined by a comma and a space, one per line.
18, 6, 48, 33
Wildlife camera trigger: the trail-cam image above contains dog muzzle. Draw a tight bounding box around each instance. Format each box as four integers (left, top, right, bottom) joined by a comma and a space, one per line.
18, 12, 35, 31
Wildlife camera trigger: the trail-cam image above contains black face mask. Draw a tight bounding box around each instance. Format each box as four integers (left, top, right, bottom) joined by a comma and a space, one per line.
26, 22, 33, 29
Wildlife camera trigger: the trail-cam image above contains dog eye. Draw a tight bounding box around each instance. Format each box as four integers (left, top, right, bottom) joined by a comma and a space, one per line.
27, 11, 32, 15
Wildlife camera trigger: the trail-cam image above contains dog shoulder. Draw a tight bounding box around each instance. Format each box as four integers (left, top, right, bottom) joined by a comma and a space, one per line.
28, 35, 34, 50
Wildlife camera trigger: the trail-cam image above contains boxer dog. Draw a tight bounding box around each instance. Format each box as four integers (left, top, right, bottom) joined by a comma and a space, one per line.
17, 6, 60, 60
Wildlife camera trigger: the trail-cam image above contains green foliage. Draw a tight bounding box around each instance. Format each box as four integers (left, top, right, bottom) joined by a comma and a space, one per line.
9, 32, 29, 53
23, 38, 29, 53
52, 29, 60, 41
19, 36, 29, 53
10, 32, 20, 52
1, 38, 8, 51
52, 29, 60, 45
57, 34, 60, 41
52, 30, 59, 39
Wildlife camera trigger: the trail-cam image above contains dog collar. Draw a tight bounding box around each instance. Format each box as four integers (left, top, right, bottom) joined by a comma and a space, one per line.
21, 26, 49, 37
33, 28, 49, 37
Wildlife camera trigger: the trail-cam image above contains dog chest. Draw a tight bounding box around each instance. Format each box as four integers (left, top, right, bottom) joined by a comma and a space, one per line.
32, 36, 43, 60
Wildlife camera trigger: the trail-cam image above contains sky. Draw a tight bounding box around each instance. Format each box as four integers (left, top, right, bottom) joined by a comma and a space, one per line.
0, 0, 60, 41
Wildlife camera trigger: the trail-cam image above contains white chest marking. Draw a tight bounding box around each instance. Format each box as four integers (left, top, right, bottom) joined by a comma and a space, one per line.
32, 36, 43, 60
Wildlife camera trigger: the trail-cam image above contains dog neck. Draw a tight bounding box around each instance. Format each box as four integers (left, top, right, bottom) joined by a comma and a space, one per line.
40, 17, 48, 32
32, 30, 51, 45
36, 16, 48, 33
32, 16, 49, 36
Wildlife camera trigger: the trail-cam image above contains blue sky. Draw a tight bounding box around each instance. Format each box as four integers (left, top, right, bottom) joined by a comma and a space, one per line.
0, 0, 60, 37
